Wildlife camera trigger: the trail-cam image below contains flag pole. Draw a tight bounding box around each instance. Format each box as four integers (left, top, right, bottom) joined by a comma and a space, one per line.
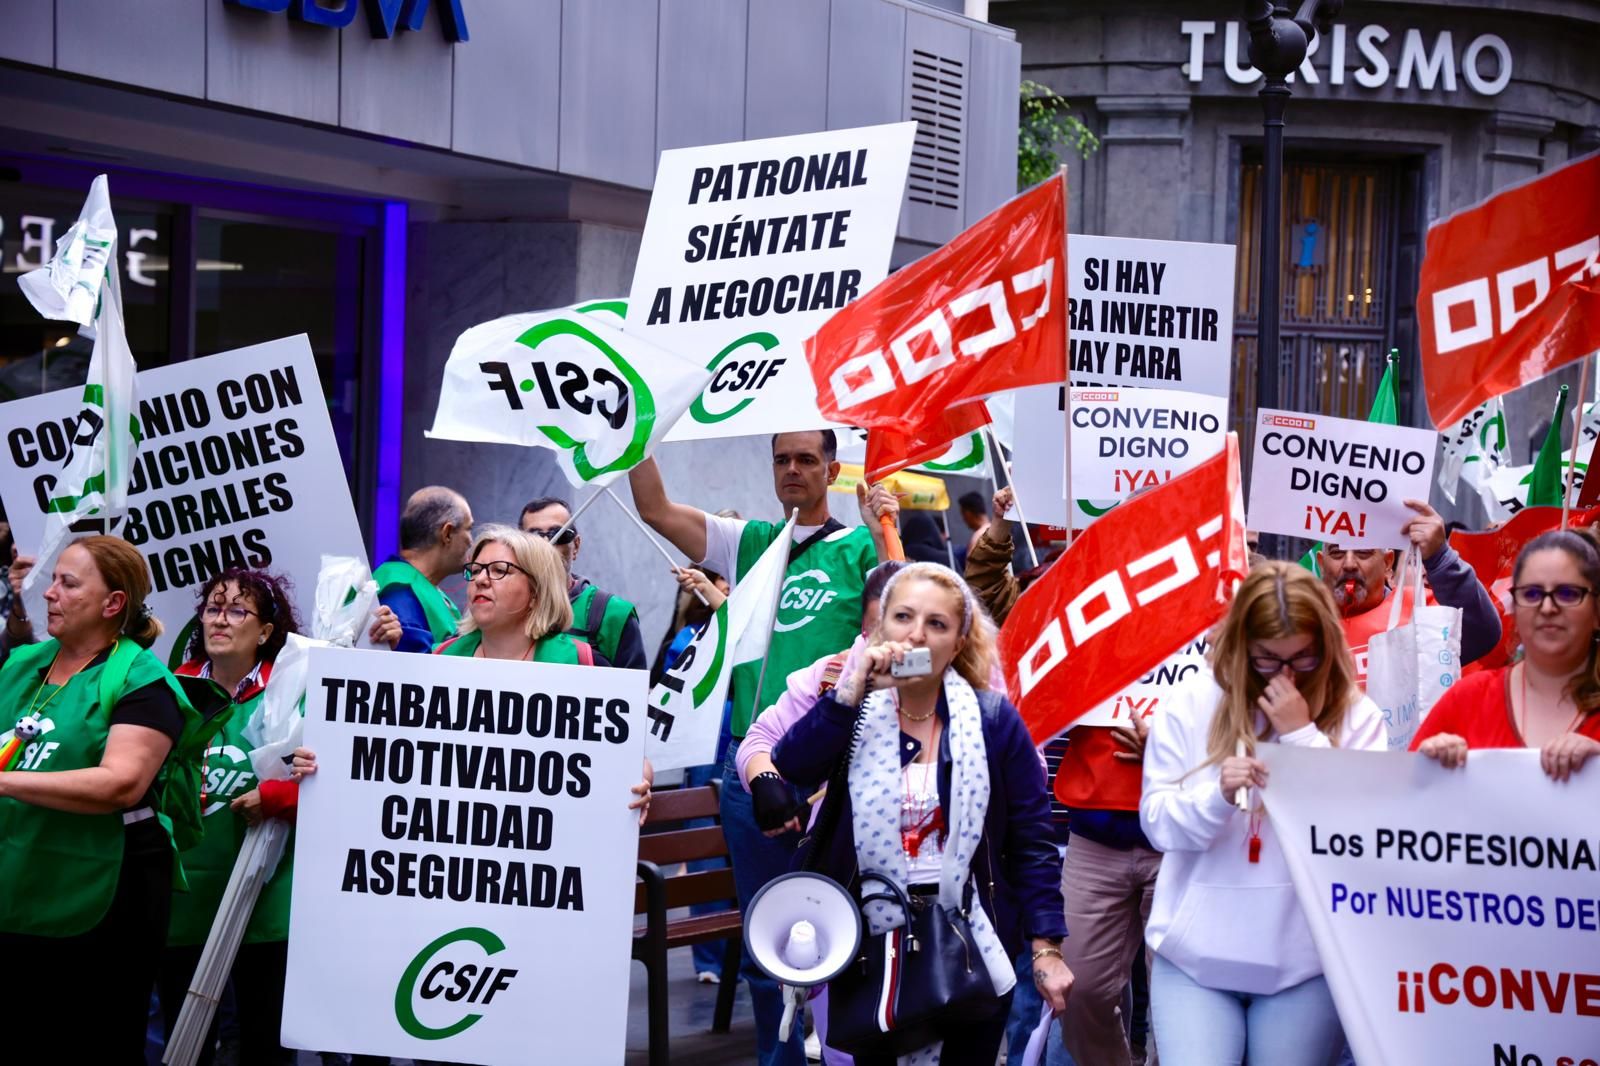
746, 508, 799, 730
985, 425, 1039, 568
601, 486, 709, 605
554, 487, 605, 539
1058, 164, 1075, 548
1563, 355, 1592, 530
937, 511, 957, 570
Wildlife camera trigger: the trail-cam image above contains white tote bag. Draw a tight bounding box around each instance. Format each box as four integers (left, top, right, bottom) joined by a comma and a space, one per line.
1365, 546, 1463, 750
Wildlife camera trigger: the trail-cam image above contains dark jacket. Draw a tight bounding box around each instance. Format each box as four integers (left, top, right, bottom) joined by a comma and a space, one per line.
772, 687, 1069, 955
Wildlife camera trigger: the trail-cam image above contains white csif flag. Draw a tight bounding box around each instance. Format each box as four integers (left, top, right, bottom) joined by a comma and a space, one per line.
1436, 397, 1508, 517
426, 298, 710, 488
16, 175, 142, 610
645, 513, 797, 772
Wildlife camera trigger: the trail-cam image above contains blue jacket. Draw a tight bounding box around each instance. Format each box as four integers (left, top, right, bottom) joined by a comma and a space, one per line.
773, 687, 1069, 955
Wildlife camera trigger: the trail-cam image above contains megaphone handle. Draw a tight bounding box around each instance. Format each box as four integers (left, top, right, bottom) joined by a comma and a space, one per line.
778, 985, 800, 1042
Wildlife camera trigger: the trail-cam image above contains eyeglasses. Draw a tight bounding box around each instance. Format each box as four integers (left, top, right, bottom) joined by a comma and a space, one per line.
1509, 584, 1594, 609
464, 560, 531, 582
202, 604, 259, 625
525, 526, 577, 546
1249, 650, 1323, 675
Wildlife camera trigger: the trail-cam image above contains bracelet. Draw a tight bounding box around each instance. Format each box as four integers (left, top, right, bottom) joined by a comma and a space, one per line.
1031, 946, 1064, 964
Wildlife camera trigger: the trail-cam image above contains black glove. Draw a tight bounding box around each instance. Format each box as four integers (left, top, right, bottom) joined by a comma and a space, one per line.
750, 771, 804, 832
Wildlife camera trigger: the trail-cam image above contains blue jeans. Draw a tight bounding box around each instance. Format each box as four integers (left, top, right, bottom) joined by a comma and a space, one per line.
721, 740, 806, 1066
1006, 951, 1077, 1066
1150, 954, 1344, 1066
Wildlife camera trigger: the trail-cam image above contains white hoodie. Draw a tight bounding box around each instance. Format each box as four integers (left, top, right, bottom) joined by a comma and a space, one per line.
1140, 673, 1385, 995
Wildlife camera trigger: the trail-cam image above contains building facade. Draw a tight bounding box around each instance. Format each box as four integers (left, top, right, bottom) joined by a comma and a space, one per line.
997, 0, 1599, 520
0, 0, 1020, 646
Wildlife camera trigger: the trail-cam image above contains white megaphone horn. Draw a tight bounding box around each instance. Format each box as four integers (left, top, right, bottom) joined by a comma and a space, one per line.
743, 871, 863, 1041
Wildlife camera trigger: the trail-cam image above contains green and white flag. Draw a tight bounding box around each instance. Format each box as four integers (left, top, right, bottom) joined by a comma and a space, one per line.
426, 298, 710, 488
645, 513, 796, 772
16, 175, 142, 605
1437, 396, 1508, 516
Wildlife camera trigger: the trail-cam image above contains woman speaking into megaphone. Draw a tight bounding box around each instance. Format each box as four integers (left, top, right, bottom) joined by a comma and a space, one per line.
770, 562, 1071, 1064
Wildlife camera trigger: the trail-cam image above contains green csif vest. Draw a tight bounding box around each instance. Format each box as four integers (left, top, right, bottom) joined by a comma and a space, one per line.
567, 583, 638, 666
432, 628, 588, 664
375, 558, 462, 645
0, 639, 199, 938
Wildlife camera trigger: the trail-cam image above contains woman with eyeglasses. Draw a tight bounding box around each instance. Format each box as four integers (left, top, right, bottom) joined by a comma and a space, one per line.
1413, 530, 1600, 779
1140, 562, 1384, 1066
292, 526, 653, 819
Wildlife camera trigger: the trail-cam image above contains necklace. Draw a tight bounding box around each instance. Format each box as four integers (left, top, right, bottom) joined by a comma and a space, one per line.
896, 693, 937, 723
1517, 662, 1585, 745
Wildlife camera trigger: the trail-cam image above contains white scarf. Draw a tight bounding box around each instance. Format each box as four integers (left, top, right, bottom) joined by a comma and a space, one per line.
846, 668, 1016, 1066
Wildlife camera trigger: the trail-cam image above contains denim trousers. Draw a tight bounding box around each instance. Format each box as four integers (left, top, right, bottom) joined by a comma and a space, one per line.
721, 740, 807, 1066
1150, 954, 1345, 1066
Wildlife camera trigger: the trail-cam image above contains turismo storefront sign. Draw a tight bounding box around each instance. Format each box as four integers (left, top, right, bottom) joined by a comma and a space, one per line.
224, 0, 469, 42
1180, 20, 1512, 96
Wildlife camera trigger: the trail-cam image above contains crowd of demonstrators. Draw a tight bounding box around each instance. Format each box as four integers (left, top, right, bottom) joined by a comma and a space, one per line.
1142, 563, 1385, 1066
1415, 529, 1600, 773
1319, 497, 1500, 683
629, 428, 899, 1066
519, 494, 649, 670
375, 486, 475, 653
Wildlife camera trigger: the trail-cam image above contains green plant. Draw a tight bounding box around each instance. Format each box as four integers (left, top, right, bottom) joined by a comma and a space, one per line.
1018, 79, 1099, 189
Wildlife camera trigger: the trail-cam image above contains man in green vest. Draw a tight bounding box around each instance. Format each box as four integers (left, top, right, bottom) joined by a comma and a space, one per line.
519, 495, 647, 670
374, 486, 474, 653
628, 430, 897, 1066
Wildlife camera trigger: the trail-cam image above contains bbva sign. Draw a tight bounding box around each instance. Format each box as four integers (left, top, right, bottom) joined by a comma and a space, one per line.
225, 0, 469, 43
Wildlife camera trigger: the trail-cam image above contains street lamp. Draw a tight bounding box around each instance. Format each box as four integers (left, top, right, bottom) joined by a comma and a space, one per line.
1246, 1, 1342, 414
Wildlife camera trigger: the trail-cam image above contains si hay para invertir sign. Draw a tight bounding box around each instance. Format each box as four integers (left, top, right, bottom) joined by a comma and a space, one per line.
1068, 234, 1236, 396
0, 335, 367, 665
1247, 409, 1437, 549
1258, 745, 1600, 1066
627, 122, 915, 441
282, 648, 646, 1066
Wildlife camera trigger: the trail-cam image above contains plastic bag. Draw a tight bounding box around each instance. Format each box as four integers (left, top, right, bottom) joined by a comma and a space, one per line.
1367, 546, 1463, 750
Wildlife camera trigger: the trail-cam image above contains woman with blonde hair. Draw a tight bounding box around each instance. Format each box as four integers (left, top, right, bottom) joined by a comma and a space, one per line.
772, 562, 1071, 1064
1140, 561, 1383, 1065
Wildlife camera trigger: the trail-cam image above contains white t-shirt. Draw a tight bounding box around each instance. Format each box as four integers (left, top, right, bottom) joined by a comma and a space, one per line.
700, 513, 829, 590
901, 761, 945, 885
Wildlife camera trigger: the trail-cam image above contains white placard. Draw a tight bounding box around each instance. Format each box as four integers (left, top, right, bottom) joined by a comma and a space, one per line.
0, 336, 367, 664
1247, 409, 1437, 548
627, 122, 916, 440
1260, 746, 1600, 1066
283, 647, 646, 1066
1067, 234, 1236, 396
1074, 632, 1211, 728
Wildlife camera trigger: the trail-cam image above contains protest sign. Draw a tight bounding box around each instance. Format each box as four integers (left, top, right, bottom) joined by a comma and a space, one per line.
1067, 234, 1236, 396
1072, 632, 1211, 728
1260, 745, 1600, 1066
427, 299, 709, 487
0, 336, 366, 665
283, 647, 646, 1066
1247, 409, 1438, 548
627, 122, 915, 441
1417, 151, 1600, 428
1000, 438, 1247, 743
1012, 385, 1226, 512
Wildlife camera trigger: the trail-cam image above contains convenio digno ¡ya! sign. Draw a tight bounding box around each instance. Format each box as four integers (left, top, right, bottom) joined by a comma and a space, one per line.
1181, 20, 1512, 96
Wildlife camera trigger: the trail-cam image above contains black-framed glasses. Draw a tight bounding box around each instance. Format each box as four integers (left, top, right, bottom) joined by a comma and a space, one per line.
463, 560, 531, 582
201, 604, 259, 625
1509, 584, 1594, 609
1249, 650, 1323, 675
525, 526, 577, 546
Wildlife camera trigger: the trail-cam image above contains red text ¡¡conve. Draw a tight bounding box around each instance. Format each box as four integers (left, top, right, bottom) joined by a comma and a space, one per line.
1015, 512, 1226, 699
1395, 963, 1600, 1018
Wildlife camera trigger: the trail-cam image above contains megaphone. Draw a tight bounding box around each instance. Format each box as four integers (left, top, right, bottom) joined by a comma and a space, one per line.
743, 871, 862, 987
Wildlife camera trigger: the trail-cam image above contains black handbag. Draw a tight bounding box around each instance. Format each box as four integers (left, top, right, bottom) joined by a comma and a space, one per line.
826, 873, 1004, 1058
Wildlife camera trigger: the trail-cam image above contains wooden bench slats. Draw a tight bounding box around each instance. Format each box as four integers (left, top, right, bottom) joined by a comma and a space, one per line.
637, 825, 728, 865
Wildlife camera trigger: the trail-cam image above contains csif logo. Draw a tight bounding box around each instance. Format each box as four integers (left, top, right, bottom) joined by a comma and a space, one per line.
394, 927, 518, 1040
775, 568, 839, 632
690, 331, 784, 424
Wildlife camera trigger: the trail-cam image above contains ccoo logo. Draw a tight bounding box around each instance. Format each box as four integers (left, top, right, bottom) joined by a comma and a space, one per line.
394, 927, 519, 1040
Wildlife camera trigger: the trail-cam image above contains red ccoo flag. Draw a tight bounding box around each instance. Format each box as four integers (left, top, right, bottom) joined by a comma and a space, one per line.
1417, 152, 1600, 429
805, 175, 1066, 436
864, 400, 990, 481
1000, 435, 1248, 743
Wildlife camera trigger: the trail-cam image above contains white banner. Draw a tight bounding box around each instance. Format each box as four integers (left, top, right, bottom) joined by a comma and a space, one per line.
1247, 409, 1438, 548
1260, 746, 1600, 1066
1073, 633, 1211, 728
1067, 234, 1236, 396
647, 515, 795, 771
0, 336, 366, 665
627, 122, 916, 440
426, 299, 709, 487
283, 647, 646, 1066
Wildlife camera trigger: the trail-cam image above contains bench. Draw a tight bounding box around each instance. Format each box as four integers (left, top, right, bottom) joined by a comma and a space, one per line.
633, 781, 741, 1066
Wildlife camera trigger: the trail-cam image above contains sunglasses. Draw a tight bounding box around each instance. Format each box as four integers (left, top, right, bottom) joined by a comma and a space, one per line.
1509, 584, 1594, 609
1249, 650, 1323, 675
525, 526, 577, 546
